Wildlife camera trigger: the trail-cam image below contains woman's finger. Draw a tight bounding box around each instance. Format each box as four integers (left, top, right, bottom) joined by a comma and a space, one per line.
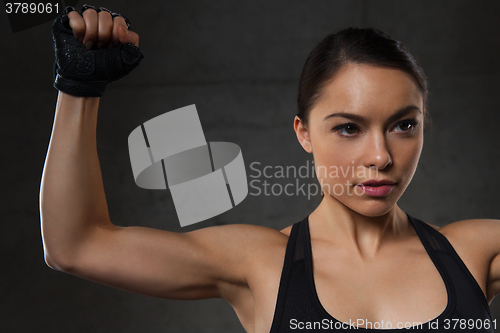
118, 24, 140, 47
110, 15, 125, 45
67, 11, 85, 43
96, 10, 113, 48
81, 8, 98, 50
112, 16, 139, 47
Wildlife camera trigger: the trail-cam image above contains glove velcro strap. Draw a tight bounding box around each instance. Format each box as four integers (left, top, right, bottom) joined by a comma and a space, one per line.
54, 74, 108, 97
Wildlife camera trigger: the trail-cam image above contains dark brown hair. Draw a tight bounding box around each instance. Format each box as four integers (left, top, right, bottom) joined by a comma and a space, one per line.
297, 27, 428, 125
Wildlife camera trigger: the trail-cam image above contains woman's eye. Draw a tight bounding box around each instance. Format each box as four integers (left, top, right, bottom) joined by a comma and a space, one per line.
394, 118, 419, 132
333, 123, 360, 136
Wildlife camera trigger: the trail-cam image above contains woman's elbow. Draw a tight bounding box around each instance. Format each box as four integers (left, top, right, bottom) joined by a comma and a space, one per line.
43, 249, 77, 273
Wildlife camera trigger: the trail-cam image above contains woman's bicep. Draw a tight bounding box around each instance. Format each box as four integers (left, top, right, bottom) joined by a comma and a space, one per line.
60, 224, 240, 300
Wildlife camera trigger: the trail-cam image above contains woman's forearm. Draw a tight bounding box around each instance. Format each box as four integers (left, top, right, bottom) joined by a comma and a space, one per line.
40, 92, 113, 270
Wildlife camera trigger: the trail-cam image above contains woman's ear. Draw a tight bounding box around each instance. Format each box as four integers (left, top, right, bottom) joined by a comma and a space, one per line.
294, 116, 313, 153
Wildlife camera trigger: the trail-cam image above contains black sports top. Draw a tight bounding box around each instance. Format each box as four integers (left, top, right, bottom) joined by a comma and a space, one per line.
270, 214, 493, 333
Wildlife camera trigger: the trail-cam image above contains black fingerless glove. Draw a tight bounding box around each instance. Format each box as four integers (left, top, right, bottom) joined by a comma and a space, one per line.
52, 9, 144, 97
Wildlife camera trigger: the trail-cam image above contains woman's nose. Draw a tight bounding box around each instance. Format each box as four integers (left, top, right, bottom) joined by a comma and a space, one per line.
362, 133, 393, 171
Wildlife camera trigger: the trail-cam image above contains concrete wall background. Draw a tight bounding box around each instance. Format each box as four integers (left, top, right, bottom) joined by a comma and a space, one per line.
1, 0, 500, 332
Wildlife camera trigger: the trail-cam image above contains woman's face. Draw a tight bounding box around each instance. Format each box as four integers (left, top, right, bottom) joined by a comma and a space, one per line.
294, 63, 424, 217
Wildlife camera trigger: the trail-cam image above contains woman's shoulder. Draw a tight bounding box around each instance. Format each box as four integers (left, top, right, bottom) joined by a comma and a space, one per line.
204, 220, 297, 239
422, 217, 500, 252
437, 217, 500, 244
430, 218, 500, 272
187, 222, 291, 259
435, 218, 500, 301
280, 224, 293, 236
412, 217, 500, 264
191, 223, 290, 245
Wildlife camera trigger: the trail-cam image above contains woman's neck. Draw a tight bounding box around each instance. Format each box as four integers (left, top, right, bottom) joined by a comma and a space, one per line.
309, 194, 414, 258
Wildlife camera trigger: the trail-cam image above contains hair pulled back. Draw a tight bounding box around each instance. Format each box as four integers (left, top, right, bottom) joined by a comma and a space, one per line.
297, 28, 428, 125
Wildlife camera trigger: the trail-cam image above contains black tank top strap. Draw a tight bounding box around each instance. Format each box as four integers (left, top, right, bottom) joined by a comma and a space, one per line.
407, 214, 491, 319
270, 218, 303, 332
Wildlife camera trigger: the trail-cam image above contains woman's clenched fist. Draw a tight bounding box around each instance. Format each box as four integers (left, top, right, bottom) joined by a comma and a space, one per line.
52, 5, 143, 97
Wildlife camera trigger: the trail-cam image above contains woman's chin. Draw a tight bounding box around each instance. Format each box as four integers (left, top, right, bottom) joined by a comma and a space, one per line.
326, 193, 399, 217
355, 205, 396, 217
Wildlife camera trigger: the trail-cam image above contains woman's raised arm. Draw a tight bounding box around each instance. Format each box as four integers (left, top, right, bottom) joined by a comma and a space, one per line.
39, 7, 287, 302
40, 89, 251, 299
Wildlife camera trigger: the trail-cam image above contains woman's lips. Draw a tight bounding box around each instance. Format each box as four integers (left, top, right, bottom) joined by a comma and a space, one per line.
356, 184, 395, 196
356, 180, 396, 197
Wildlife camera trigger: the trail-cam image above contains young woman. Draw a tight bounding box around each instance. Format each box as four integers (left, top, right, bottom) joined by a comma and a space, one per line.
40, 6, 500, 333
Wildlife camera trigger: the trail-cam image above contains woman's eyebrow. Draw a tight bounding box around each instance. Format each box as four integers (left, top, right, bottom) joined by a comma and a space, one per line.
386, 105, 421, 123
322, 105, 421, 123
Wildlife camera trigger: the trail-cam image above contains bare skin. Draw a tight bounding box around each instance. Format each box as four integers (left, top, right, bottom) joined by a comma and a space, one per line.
40, 9, 500, 333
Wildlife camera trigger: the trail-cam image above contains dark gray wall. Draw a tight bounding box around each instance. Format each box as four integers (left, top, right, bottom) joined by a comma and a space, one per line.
2, 0, 500, 332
